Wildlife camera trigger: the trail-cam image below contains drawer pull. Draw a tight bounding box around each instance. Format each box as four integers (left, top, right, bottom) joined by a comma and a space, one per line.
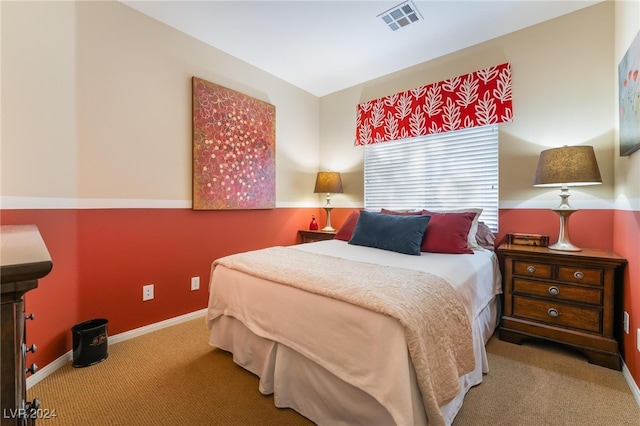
548, 286, 560, 296
527, 265, 536, 273
574, 271, 584, 279
547, 308, 559, 318
26, 363, 38, 375
25, 398, 40, 412
21, 343, 37, 356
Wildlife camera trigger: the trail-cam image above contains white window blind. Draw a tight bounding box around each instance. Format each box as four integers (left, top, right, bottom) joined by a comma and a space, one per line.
364, 124, 499, 231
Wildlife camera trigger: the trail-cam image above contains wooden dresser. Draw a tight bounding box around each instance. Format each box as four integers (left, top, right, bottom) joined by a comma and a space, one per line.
298, 229, 336, 244
498, 243, 626, 370
1, 225, 53, 425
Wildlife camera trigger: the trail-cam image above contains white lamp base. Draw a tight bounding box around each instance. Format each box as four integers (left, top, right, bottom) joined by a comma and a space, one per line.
549, 208, 580, 251
548, 186, 581, 251
321, 206, 336, 232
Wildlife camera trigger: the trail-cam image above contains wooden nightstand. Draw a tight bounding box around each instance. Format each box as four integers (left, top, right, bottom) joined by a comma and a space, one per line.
498, 243, 627, 370
298, 229, 336, 243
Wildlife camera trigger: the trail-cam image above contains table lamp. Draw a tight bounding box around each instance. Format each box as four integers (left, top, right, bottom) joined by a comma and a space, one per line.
533, 145, 602, 251
314, 171, 343, 232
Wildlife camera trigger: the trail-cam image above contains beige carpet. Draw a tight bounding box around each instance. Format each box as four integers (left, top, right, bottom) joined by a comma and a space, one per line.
454, 338, 640, 425
28, 317, 640, 425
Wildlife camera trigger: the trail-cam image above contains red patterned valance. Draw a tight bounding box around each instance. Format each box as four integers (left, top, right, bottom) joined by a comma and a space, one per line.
355, 63, 513, 146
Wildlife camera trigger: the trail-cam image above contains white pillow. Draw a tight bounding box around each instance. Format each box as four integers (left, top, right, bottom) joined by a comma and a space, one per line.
422, 208, 483, 250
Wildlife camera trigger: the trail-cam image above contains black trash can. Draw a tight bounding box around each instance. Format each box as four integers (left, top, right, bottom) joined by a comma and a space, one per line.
71, 318, 108, 367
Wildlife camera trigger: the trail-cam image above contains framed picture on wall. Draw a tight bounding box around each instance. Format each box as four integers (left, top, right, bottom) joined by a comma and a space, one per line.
192, 77, 276, 210
618, 30, 640, 157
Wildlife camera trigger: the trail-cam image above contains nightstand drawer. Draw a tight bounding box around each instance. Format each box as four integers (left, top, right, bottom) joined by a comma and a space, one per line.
513, 296, 601, 334
298, 230, 336, 243
557, 266, 602, 286
513, 261, 552, 279
513, 279, 602, 305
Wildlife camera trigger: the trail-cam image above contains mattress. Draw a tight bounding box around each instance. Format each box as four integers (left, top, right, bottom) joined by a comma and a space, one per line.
206, 240, 502, 425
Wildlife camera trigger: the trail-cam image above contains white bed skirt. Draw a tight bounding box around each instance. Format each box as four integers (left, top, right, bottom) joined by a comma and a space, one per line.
208, 296, 499, 425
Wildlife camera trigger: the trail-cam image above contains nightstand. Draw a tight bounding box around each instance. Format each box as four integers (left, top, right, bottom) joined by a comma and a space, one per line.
498, 243, 627, 370
298, 229, 336, 243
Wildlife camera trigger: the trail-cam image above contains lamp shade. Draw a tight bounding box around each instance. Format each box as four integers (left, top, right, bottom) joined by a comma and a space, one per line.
314, 171, 344, 194
533, 146, 602, 187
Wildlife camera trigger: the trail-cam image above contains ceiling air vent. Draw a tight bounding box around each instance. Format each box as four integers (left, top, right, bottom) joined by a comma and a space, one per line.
378, 0, 423, 31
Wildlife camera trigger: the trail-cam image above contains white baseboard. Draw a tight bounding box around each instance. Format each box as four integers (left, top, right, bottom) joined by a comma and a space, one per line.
26, 309, 207, 389
622, 360, 640, 407
106, 309, 206, 345
26, 352, 73, 389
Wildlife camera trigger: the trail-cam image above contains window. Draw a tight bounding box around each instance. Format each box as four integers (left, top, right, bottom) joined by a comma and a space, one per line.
364, 124, 499, 231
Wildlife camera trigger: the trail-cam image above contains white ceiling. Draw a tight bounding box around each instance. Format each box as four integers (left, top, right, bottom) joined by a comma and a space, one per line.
122, 0, 601, 97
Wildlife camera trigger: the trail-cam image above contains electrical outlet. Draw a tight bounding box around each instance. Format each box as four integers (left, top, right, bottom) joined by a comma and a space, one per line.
624, 311, 630, 334
637, 329, 640, 352
143, 284, 154, 301
190, 276, 200, 291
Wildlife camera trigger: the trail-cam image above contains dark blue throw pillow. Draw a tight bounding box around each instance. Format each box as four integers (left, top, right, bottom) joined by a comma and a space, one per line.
348, 210, 430, 255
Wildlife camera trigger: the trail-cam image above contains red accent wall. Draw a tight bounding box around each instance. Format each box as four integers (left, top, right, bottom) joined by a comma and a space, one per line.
1, 208, 317, 370
496, 208, 615, 249
613, 209, 640, 389
2, 206, 637, 392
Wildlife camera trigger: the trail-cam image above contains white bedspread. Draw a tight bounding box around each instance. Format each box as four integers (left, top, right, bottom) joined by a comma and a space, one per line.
206, 240, 502, 425
213, 245, 476, 425
294, 240, 501, 321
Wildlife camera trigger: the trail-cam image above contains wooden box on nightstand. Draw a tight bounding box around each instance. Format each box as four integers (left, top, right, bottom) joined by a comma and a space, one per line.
497, 243, 627, 370
298, 230, 336, 244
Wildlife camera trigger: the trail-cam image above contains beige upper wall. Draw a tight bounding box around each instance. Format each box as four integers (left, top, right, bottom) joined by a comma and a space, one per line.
1, 1, 78, 200
614, 0, 640, 209
3, 1, 635, 210
320, 2, 621, 209
1, 1, 321, 207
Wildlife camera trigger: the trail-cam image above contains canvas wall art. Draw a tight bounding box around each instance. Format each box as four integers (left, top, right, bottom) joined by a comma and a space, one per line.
619, 31, 640, 157
192, 77, 276, 209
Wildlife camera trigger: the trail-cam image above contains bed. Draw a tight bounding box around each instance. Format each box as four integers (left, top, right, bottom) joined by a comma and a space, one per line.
206, 210, 502, 426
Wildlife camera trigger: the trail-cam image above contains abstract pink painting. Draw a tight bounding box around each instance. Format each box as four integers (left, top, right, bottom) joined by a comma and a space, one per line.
192, 77, 276, 209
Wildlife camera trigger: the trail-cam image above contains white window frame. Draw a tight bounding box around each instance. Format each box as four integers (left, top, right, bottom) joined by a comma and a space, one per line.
364, 124, 499, 231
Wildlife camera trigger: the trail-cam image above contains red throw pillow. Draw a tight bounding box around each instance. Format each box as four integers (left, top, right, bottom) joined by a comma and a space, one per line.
420, 211, 475, 254
335, 211, 361, 241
